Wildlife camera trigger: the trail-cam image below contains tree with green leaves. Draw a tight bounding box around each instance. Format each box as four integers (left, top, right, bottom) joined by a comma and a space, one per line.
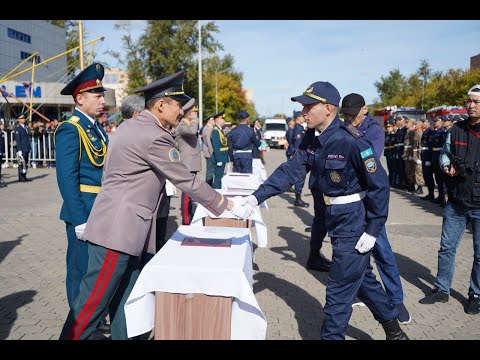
111, 20, 256, 120
47, 20, 80, 76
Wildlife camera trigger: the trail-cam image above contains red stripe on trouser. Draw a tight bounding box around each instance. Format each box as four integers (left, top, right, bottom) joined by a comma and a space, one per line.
74, 251, 119, 339
183, 194, 190, 224
66, 250, 116, 339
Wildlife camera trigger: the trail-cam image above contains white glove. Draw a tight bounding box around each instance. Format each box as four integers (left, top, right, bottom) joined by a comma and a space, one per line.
216, 162, 222, 166
408, 156, 413, 161
241, 195, 258, 208
415, 159, 422, 165
75, 223, 87, 241
16, 150, 22, 156
355, 232, 376, 253
425, 161, 431, 167
230, 196, 255, 221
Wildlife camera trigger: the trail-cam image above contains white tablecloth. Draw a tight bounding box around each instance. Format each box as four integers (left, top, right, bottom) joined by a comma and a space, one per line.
124, 226, 267, 340
191, 193, 268, 247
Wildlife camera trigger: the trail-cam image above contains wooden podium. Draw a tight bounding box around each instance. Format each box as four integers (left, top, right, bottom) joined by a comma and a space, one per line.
154, 217, 252, 340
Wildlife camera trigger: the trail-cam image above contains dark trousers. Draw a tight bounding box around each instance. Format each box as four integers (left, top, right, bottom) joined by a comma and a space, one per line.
309, 191, 327, 252
18, 151, 30, 181
181, 171, 197, 225
294, 175, 306, 195
205, 157, 214, 186
386, 156, 395, 185
213, 162, 226, 189
60, 243, 142, 340
395, 156, 406, 188
433, 157, 445, 197
320, 236, 398, 339
422, 163, 435, 194
65, 223, 89, 309
233, 158, 252, 173
309, 190, 404, 306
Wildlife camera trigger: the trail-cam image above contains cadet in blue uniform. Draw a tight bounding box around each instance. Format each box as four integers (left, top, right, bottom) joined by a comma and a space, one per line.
290, 114, 309, 207
227, 110, 261, 173
210, 110, 229, 188
431, 116, 447, 206
394, 116, 407, 189
240, 82, 408, 340
14, 114, 31, 182
420, 118, 435, 200
55, 63, 110, 337
384, 121, 396, 185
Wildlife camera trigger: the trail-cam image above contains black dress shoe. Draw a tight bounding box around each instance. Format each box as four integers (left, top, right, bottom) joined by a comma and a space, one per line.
87, 329, 110, 340
96, 322, 111, 334
421, 194, 434, 201
306, 254, 331, 272
294, 199, 309, 208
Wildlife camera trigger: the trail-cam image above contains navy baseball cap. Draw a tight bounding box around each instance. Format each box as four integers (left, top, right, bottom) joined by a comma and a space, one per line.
61, 63, 106, 97
135, 70, 190, 104
238, 110, 249, 120
291, 81, 341, 106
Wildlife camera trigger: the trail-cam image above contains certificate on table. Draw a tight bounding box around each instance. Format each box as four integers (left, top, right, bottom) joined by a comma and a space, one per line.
191, 197, 268, 248
124, 226, 267, 340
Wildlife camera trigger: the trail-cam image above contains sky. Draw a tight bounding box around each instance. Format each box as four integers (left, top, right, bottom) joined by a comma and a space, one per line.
83, 20, 480, 117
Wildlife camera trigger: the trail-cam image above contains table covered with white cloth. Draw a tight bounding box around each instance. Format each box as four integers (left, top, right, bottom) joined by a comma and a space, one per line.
124, 225, 267, 340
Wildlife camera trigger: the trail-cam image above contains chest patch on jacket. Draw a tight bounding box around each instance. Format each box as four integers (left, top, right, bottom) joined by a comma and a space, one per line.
364, 158, 377, 173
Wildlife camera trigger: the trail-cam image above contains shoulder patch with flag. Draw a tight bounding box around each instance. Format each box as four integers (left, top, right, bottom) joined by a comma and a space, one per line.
360, 148, 373, 159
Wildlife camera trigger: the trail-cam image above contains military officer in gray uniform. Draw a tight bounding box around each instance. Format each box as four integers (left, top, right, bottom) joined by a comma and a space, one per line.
59, 71, 254, 340
176, 97, 202, 224
201, 116, 215, 186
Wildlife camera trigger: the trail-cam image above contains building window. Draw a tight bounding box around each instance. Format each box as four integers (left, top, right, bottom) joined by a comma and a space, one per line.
104, 73, 118, 84
20, 51, 41, 63
8, 28, 31, 44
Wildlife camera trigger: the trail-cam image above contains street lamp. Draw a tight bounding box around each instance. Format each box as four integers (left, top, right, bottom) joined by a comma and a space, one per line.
215, 69, 227, 113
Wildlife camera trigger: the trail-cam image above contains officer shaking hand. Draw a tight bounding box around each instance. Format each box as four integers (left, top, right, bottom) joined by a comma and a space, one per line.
237, 81, 408, 340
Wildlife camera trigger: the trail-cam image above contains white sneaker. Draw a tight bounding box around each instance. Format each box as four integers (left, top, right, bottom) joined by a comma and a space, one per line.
352, 302, 366, 307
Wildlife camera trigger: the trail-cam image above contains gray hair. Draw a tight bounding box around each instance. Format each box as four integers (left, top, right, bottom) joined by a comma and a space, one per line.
121, 95, 145, 119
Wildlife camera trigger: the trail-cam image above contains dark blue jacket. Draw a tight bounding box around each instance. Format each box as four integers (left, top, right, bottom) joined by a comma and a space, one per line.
357, 113, 384, 159
14, 124, 30, 154
252, 126, 262, 159
54, 109, 109, 226
253, 117, 389, 238
227, 124, 261, 161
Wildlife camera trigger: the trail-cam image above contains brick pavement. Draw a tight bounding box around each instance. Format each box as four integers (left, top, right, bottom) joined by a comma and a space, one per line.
0, 149, 478, 340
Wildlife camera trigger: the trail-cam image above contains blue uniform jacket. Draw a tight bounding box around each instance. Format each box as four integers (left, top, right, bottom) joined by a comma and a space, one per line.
253, 117, 389, 238
14, 124, 30, 154
421, 127, 433, 162
54, 110, 109, 226
211, 125, 229, 164
357, 112, 384, 159
286, 126, 295, 157
292, 123, 305, 149
227, 124, 261, 161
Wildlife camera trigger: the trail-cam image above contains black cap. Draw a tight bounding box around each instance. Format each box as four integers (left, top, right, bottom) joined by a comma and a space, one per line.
60, 63, 106, 97
135, 70, 190, 104
341, 93, 366, 115
434, 116, 444, 122
291, 81, 340, 106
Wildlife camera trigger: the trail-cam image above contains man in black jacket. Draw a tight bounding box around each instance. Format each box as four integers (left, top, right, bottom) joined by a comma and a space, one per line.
419, 84, 480, 315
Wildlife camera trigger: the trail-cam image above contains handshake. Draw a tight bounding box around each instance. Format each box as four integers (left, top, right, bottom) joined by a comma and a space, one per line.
225, 195, 258, 221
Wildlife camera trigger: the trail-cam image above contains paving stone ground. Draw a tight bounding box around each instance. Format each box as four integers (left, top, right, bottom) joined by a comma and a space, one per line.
0, 148, 478, 340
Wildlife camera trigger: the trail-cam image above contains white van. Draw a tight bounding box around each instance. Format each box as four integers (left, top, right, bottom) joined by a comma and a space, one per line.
262, 119, 288, 149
